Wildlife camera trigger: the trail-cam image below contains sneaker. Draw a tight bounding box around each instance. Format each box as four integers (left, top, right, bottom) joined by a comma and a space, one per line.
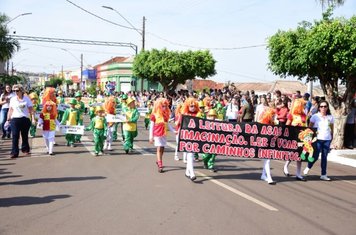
303, 167, 310, 176
209, 167, 217, 173
320, 175, 331, 181
174, 155, 179, 161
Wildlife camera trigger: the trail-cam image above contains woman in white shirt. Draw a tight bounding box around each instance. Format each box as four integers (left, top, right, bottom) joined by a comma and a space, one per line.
0, 84, 15, 138
6, 84, 35, 158
304, 100, 334, 181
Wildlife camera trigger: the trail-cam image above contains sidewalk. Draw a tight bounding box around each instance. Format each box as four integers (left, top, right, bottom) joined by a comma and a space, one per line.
328, 149, 356, 168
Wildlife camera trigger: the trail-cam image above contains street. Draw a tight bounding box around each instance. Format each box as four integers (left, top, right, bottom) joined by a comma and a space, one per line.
1, 117, 356, 235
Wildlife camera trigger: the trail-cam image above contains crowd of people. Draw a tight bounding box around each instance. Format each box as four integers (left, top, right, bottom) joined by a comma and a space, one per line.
1, 84, 356, 184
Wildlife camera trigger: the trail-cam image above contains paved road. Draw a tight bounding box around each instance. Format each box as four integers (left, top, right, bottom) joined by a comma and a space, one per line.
1, 116, 356, 235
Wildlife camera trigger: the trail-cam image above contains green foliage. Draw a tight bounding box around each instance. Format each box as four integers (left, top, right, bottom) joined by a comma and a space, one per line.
86, 84, 97, 96
0, 13, 20, 62
133, 48, 216, 91
45, 77, 63, 88
0, 74, 24, 85
268, 8, 356, 109
65, 79, 73, 85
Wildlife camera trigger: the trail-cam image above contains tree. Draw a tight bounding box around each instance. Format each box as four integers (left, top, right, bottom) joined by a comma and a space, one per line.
0, 13, 20, 63
45, 77, 63, 88
268, 8, 356, 148
0, 74, 25, 85
133, 48, 216, 91
318, 0, 345, 10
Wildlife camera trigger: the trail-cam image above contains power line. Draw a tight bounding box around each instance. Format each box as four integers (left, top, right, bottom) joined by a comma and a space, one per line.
65, 0, 267, 51
66, 0, 137, 31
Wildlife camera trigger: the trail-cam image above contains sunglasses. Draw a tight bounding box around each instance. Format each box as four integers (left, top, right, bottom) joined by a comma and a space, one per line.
14, 90, 20, 92
320, 105, 328, 108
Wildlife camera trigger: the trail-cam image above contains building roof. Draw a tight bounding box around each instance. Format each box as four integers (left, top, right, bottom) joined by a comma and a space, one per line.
94, 56, 133, 69
192, 79, 225, 90
191, 79, 323, 96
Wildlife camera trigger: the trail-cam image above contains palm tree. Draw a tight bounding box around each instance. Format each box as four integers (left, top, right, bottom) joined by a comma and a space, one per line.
318, 0, 345, 10
0, 13, 20, 62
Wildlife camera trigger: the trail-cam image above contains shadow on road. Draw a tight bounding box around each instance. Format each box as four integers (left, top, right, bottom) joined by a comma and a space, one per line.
0, 176, 106, 186
0, 194, 71, 207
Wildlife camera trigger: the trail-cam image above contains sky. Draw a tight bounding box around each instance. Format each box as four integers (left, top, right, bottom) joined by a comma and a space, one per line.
2, 0, 355, 83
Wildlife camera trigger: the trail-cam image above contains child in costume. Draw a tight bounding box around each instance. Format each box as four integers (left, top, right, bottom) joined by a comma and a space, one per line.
123, 97, 140, 154
38, 100, 60, 155
174, 103, 183, 161
61, 98, 79, 147
103, 96, 116, 151
144, 101, 153, 130
118, 94, 128, 141
202, 109, 218, 172
29, 92, 40, 137
180, 97, 199, 181
283, 98, 307, 181
57, 90, 65, 121
149, 98, 175, 173
85, 106, 107, 156
74, 91, 85, 143
258, 107, 277, 185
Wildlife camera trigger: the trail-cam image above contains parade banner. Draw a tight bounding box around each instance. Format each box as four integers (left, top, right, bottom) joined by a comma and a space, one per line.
177, 115, 317, 162
58, 104, 70, 112
106, 114, 126, 123
60, 125, 84, 135
89, 102, 103, 107
137, 107, 148, 117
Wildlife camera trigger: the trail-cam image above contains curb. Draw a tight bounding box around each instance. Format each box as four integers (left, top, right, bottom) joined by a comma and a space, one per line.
328, 149, 356, 168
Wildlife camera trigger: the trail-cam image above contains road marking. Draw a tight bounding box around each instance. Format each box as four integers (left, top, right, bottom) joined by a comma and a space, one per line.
196, 171, 279, 211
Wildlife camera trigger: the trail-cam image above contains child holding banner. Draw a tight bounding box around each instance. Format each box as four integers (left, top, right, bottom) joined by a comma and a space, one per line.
258, 107, 277, 185
174, 103, 183, 161
74, 92, 85, 143
149, 98, 175, 173
61, 98, 79, 147
180, 97, 199, 181
202, 109, 218, 172
283, 98, 307, 181
38, 100, 60, 155
85, 106, 107, 156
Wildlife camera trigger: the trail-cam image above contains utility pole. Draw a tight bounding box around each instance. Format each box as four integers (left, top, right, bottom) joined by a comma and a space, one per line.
142, 16, 146, 51
80, 53, 83, 90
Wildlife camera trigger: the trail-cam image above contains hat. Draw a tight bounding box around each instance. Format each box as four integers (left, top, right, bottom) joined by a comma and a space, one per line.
121, 94, 128, 100
126, 97, 135, 105
57, 90, 63, 94
198, 101, 205, 108
29, 92, 38, 100
69, 98, 77, 105
207, 109, 217, 117
95, 106, 104, 113
75, 91, 82, 97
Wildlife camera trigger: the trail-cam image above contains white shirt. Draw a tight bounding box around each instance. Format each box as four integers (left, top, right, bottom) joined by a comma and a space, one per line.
310, 113, 334, 140
9, 95, 33, 119
0, 92, 15, 109
226, 103, 239, 120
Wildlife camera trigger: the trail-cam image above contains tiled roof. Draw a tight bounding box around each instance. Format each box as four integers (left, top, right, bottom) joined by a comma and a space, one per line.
94, 56, 132, 68
192, 79, 225, 90
191, 79, 323, 96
